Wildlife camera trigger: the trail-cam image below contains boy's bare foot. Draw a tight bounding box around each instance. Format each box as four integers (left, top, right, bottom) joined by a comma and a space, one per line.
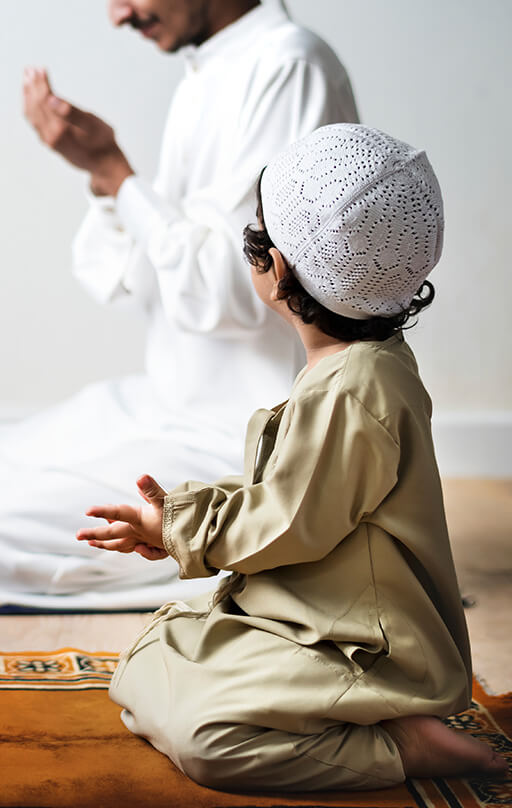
382, 715, 509, 779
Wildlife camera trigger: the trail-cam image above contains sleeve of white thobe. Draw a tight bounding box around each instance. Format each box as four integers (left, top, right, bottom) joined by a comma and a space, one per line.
71, 58, 356, 335
162, 390, 400, 578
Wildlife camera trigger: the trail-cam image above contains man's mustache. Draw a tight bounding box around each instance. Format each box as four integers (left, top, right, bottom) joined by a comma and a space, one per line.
127, 14, 159, 30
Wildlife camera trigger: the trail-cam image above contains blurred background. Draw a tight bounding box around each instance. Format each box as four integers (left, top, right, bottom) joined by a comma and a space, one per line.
1, 0, 511, 475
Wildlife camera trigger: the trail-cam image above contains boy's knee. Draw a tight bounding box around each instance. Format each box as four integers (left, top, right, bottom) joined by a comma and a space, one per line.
173, 717, 242, 789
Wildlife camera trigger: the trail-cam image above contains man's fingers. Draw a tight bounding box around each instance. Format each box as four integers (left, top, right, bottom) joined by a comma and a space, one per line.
23, 67, 99, 141
35, 67, 52, 95
47, 97, 95, 131
23, 67, 50, 123
22, 67, 36, 89
137, 474, 167, 505
23, 66, 50, 93
23, 67, 53, 110
23, 67, 72, 149
47, 96, 71, 116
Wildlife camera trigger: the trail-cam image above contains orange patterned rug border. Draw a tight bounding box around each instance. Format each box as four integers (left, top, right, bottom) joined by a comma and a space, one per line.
0, 647, 118, 689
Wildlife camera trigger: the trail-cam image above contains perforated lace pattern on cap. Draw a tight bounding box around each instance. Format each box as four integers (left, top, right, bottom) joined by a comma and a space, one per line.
261, 124, 444, 319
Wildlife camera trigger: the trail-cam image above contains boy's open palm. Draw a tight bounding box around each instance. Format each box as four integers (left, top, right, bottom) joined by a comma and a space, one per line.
76, 475, 168, 561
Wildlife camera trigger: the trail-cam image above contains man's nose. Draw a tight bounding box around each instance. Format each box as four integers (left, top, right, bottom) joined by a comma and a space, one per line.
108, 1, 134, 26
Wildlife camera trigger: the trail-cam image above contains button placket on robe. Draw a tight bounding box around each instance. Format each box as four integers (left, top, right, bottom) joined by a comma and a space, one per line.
243, 403, 288, 484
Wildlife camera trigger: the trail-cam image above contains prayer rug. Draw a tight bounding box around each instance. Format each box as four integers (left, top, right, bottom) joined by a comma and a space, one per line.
0, 649, 510, 808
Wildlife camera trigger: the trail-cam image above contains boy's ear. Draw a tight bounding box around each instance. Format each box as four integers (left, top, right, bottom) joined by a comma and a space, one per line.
268, 247, 286, 301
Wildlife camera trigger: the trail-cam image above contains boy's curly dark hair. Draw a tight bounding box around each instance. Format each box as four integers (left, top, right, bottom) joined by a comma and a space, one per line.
243, 174, 434, 342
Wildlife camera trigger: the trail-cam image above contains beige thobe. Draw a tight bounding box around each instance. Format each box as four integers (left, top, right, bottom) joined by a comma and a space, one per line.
110, 335, 472, 791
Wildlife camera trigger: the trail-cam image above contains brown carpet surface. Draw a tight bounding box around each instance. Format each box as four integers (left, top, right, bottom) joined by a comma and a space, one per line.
0, 649, 510, 807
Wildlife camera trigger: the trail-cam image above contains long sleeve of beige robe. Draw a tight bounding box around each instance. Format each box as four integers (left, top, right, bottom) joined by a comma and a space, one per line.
163, 373, 400, 579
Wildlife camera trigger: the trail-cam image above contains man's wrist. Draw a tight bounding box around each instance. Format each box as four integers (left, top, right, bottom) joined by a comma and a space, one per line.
90, 149, 134, 197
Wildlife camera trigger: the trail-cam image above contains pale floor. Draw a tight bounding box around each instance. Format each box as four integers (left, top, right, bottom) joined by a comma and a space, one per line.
0, 479, 511, 694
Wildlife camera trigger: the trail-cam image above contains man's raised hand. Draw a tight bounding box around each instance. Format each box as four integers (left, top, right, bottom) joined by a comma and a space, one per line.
23, 67, 133, 196
76, 475, 169, 561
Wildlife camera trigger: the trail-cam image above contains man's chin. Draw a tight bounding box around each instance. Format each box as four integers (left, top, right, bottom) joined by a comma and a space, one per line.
144, 30, 206, 53
162, 43, 183, 54
149, 35, 181, 53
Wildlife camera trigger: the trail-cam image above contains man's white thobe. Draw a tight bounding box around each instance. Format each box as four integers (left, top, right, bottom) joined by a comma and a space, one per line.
0, 1, 358, 609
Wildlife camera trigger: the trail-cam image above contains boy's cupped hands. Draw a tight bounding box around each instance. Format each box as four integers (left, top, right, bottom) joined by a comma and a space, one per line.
76, 474, 169, 561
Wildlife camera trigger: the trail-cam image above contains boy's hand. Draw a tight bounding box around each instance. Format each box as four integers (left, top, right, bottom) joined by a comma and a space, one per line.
76, 475, 168, 561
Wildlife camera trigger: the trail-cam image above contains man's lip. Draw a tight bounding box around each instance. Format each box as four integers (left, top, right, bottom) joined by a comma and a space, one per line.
139, 20, 160, 37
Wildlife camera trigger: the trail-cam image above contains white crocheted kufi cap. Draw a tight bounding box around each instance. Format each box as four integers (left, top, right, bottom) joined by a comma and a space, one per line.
260, 123, 444, 319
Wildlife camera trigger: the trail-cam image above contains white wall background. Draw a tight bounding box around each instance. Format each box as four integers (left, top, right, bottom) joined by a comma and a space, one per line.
1, 0, 511, 474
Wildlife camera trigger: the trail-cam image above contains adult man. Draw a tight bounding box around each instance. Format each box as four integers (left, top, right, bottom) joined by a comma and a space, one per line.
2, 0, 358, 609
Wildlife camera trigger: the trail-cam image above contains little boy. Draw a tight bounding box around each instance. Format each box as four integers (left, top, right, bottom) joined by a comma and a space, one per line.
78, 125, 507, 791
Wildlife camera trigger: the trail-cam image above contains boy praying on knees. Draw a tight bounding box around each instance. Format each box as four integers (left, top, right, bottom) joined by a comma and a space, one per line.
77, 124, 508, 791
